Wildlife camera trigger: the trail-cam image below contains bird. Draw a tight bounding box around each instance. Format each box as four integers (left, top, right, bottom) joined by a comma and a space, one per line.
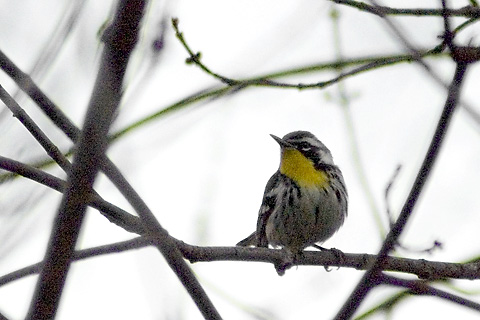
237, 131, 348, 261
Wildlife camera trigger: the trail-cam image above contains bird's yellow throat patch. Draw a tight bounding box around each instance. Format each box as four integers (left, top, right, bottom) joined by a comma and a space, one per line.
279, 149, 329, 187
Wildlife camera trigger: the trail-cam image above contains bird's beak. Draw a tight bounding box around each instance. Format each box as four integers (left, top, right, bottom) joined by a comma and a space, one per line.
270, 134, 294, 148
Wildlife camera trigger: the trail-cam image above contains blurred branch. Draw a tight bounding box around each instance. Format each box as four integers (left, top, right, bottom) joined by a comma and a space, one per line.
1, 0, 87, 119
26, 1, 86, 81
355, 275, 480, 319
330, 0, 480, 18
0, 156, 146, 235
329, 6, 386, 239
354, 291, 409, 319
380, 274, 480, 311
0, 237, 150, 287
110, 84, 236, 140
384, 165, 401, 227
27, 1, 147, 318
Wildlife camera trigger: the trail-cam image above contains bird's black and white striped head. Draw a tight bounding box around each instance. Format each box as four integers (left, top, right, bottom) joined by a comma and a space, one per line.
271, 131, 335, 167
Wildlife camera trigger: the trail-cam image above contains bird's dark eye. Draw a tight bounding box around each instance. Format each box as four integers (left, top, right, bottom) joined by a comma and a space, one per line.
297, 142, 311, 151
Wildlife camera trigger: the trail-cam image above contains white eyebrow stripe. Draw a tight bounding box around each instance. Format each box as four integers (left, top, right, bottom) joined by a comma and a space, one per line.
301, 137, 324, 149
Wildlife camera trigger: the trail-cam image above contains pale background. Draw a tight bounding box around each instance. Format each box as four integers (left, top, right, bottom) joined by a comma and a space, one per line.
0, 0, 479, 319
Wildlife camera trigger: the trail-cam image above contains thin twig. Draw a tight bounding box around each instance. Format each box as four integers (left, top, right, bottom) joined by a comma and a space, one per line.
26, 1, 147, 318
0, 156, 146, 235
0, 237, 151, 287
384, 164, 401, 227
329, 5, 386, 239
171, 17, 446, 90
330, 0, 480, 18
0, 85, 71, 173
380, 274, 480, 311
93, 52, 446, 143
0, 48, 452, 177
112, 18, 478, 141
353, 291, 409, 319
172, 18, 239, 86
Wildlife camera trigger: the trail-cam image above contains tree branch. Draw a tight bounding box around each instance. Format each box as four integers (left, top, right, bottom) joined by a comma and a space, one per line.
2, 238, 479, 290
171, 18, 446, 90
334, 60, 470, 320
0, 156, 146, 235
380, 274, 480, 311
0, 237, 151, 287
0, 85, 71, 173
330, 0, 480, 18
2, 158, 478, 283
100, 159, 224, 320
0, 153, 478, 293
0, 52, 80, 141
26, 1, 147, 318
175, 242, 480, 280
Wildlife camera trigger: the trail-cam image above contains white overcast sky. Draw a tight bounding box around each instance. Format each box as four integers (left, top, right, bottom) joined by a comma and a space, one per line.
0, 0, 480, 319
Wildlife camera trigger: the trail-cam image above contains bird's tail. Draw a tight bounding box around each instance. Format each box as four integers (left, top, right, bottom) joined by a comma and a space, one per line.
236, 232, 257, 247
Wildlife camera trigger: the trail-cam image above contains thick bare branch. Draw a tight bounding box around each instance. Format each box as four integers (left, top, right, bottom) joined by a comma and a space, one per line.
175, 242, 480, 280
2, 238, 479, 289
26, 1, 147, 318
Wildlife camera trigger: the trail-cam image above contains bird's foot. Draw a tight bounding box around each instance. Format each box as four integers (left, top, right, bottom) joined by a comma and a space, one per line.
312, 245, 345, 271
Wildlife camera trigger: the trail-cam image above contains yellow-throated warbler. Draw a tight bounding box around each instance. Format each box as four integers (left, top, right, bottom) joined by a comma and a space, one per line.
237, 131, 348, 255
